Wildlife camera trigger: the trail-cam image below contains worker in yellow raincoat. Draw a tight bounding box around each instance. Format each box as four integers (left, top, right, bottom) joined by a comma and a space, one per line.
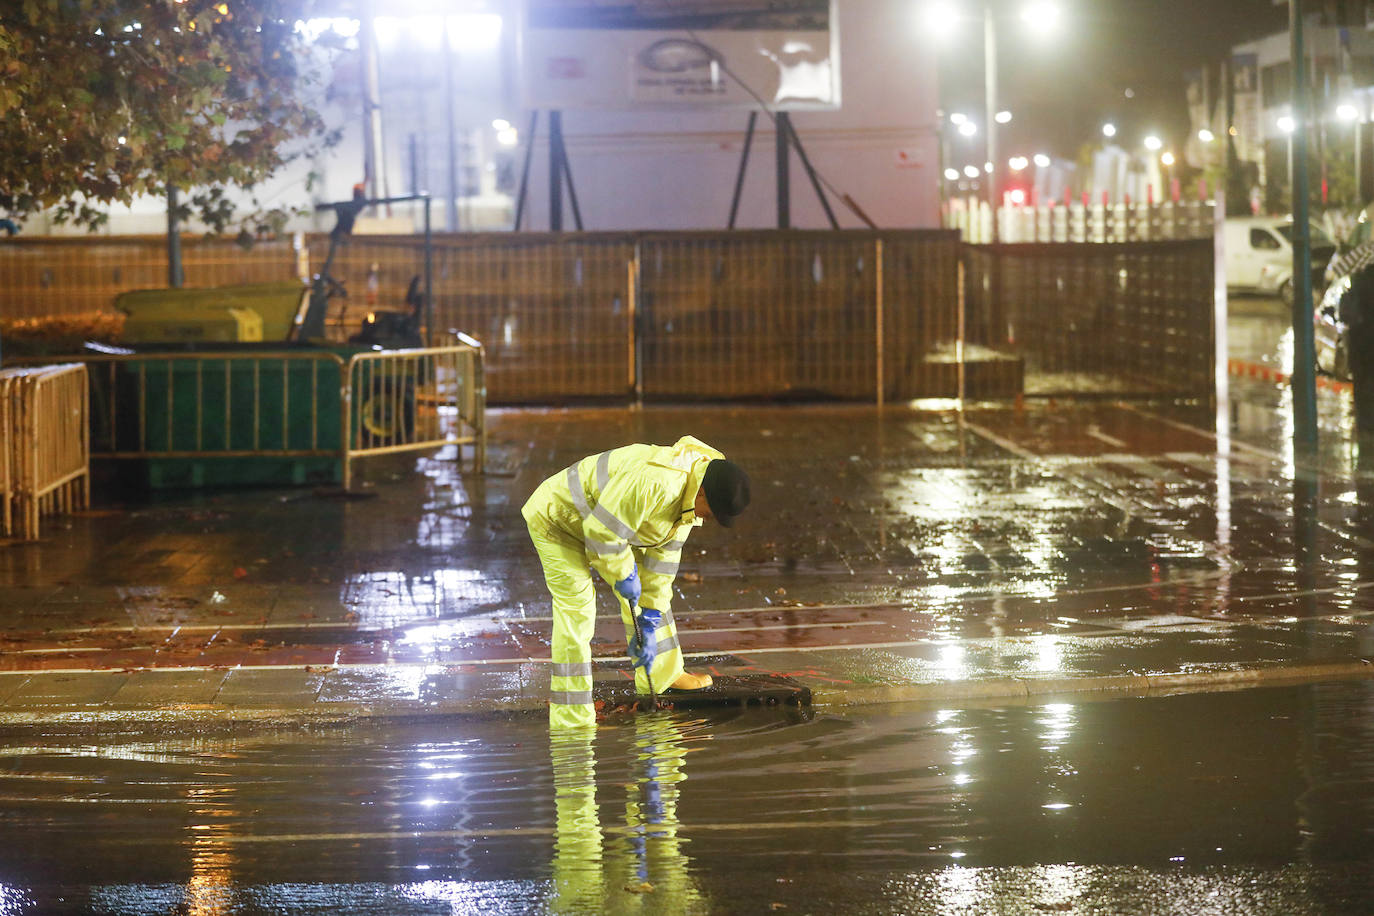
522, 436, 751, 729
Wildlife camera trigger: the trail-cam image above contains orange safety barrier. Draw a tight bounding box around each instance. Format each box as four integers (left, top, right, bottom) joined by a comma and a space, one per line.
1226, 358, 1353, 394
1, 363, 90, 541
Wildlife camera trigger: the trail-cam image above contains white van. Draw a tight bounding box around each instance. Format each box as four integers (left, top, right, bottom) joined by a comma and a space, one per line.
1224, 216, 1335, 304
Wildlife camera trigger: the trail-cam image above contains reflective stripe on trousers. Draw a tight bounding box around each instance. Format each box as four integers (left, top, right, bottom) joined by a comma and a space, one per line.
529, 517, 598, 729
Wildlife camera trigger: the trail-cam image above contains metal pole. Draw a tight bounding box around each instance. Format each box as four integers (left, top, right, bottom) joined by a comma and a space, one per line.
984, 1, 999, 243
875, 238, 885, 409
561, 126, 584, 231
361, 1, 387, 206
728, 111, 758, 229
549, 110, 564, 231
1290, 0, 1318, 461
513, 111, 537, 231
424, 197, 433, 344
166, 184, 184, 288
785, 116, 839, 229
442, 20, 459, 232
776, 111, 791, 229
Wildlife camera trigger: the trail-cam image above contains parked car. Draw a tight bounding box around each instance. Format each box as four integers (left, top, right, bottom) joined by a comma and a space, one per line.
1225, 216, 1335, 305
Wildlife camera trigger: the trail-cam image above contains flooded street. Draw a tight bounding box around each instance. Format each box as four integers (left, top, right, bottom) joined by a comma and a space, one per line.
3, 681, 1374, 914
5, 295, 1374, 913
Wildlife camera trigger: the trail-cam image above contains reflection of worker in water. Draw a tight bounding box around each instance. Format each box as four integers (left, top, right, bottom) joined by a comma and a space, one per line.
523, 437, 751, 729
550, 716, 701, 910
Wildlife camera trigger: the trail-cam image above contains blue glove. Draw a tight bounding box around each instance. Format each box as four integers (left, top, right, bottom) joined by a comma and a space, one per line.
614, 568, 641, 605
629, 607, 662, 669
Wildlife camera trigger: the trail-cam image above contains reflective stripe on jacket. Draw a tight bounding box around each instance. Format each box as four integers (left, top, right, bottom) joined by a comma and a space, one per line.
522, 436, 722, 607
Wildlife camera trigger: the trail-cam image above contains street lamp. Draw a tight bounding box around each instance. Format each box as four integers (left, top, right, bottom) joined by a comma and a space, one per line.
927, 0, 1061, 241
1144, 134, 1163, 151
1198, 128, 1215, 143
1102, 122, 1117, 139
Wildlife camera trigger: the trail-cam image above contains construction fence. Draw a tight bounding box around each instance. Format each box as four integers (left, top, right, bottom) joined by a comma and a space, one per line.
0, 229, 1216, 404
1, 364, 90, 541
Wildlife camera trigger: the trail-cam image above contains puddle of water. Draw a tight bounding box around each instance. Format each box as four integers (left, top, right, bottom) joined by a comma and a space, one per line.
2, 685, 1374, 913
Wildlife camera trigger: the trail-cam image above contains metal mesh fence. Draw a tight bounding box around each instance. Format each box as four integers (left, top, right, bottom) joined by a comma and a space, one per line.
430, 234, 634, 403
0, 237, 303, 319
963, 241, 1215, 399
0, 231, 1212, 403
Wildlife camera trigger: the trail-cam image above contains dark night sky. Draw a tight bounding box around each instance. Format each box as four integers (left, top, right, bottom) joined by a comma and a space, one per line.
936, 0, 1292, 161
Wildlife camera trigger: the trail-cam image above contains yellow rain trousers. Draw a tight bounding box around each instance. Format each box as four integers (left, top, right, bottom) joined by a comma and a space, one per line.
523, 436, 723, 730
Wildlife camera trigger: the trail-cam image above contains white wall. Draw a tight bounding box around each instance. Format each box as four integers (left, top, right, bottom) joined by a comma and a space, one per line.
26, 0, 940, 237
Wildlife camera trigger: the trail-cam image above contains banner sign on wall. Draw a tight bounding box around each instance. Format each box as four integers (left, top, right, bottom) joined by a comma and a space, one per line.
520, 0, 840, 110
1231, 53, 1262, 165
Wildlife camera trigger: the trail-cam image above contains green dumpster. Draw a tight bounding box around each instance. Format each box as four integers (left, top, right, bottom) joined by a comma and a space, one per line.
104, 346, 347, 489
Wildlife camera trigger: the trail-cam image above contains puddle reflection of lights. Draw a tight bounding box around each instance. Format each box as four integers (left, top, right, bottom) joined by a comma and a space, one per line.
1039, 703, 1075, 751
1042, 803, 1071, 810
1031, 635, 1063, 673
937, 644, 967, 678
935, 864, 979, 911
0, 884, 32, 914
953, 772, 972, 786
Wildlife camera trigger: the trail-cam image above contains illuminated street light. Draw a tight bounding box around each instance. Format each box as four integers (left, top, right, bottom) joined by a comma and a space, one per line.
496, 127, 519, 146
1008, 188, 1027, 204
1160, 151, 1175, 166
1278, 115, 1296, 134
984, 161, 994, 173
1009, 156, 1028, 171
944, 167, 961, 181
933, 2, 1062, 241
1197, 128, 1215, 143
950, 112, 968, 125
1338, 103, 1359, 122
492, 118, 511, 131
964, 164, 981, 178
1033, 153, 1050, 168
921, 1, 961, 38
1143, 135, 1163, 151
958, 121, 978, 137
1020, 1, 1061, 33
1102, 123, 1117, 138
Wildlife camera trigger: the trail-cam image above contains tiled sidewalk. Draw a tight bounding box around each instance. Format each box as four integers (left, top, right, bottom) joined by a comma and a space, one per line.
2, 399, 1373, 724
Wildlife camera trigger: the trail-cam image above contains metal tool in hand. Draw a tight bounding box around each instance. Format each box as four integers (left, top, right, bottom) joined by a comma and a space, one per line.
630, 601, 658, 712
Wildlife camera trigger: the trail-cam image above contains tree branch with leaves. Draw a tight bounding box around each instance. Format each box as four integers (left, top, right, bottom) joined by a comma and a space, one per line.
0, 0, 343, 234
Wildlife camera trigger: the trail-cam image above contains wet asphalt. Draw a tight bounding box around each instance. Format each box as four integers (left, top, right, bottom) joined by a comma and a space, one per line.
0, 295, 1373, 723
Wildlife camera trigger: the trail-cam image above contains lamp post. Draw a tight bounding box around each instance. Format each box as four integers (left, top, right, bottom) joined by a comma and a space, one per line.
984, 3, 1000, 241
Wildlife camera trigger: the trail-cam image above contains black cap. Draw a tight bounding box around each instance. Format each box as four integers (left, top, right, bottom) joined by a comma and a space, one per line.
702, 459, 751, 527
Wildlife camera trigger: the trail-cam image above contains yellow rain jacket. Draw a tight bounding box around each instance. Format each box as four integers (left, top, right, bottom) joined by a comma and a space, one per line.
523, 436, 723, 728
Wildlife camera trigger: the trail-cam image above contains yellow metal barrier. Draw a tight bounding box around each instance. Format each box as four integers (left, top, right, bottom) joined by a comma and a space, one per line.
342, 338, 486, 489
2, 364, 90, 541
0, 373, 14, 537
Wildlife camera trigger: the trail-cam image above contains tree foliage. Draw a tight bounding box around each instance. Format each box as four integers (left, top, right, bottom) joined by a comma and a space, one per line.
0, 0, 341, 233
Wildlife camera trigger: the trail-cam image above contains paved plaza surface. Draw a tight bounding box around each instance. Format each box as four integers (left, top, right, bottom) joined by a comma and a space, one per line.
4, 358, 1374, 725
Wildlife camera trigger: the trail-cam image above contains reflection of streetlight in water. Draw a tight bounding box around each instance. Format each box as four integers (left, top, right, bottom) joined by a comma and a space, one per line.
550, 716, 703, 909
